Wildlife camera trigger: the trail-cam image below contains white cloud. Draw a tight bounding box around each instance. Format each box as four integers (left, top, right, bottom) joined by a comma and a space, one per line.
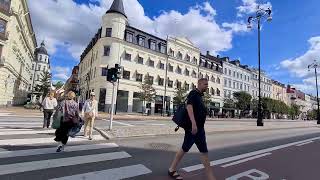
222, 22, 250, 33
237, 0, 272, 17
28, 0, 251, 60
280, 36, 320, 94
52, 66, 71, 81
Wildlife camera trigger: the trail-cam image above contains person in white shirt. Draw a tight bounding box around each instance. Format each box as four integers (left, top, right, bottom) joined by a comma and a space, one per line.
82, 92, 98, 140
41, 92, 58, 128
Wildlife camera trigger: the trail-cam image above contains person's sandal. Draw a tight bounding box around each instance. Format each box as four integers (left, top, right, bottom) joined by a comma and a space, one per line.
168, 170, 183, 180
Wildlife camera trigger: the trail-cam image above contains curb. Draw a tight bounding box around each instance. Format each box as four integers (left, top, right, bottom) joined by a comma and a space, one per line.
94, 127, 113, 140
94, 125, 319, 140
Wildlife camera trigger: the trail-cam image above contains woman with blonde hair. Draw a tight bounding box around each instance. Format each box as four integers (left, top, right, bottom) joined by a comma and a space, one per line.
54, 91, 80, 152
82, 92, 98, 140
41, 92, 57, 128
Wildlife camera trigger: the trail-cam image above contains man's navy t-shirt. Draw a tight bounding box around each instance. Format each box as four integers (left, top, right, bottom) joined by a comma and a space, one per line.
186, 89, 207, 129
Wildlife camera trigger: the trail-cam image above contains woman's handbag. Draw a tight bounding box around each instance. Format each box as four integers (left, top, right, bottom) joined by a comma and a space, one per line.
51, 101, 66, 129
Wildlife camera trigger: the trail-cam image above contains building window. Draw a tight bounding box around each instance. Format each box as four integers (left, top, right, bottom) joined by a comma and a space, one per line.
240, 74, 243, 79
185, 83, 189, 90
159, 62, 165, 70
177, 81, 182, 89
148, 60, 154, 67
177, 51, 182, 60
233, 82, 236, 88
169, 64, 174, 72
186, 54, 190, 62
224, 90, 227, 97
177, 66, 182, 74
32, 64, 34, 70
233, 71, 235, 77
104, 46, 110, 56
224, 68, 227, 74
185, 69, 189, 76
211, 88, 215, 95
229, 70, 231, 76
229, 80, 231, 88
224, 79, 227, 86
43, 66, 46, 71
217, 77, 220, 84
192, 71, 197, 78
39, 55, 42, 61
138, 56, 143, 64
211, 76, 215, 82
0, 19, 7, 34
126, 32, 133, 42
124, 53, 131, 61
158, 78, 164, 86
138, 36, 145, 46
169, 48, 174, 57
146, 75, 154, 84
160, 44, 166, 53
106, 28, 112, 37
150, 41, 156, 50
0, 0, 11, 12
240, 83, 243, 90
38, 65, 41, 71
123, 70, 130, 80
237, 82, 239, 89
101, 68, 108, 76
168, 80, 173, 88
217, 88, 220, 96
193, 57, 197, 64
136, 73, 143, 82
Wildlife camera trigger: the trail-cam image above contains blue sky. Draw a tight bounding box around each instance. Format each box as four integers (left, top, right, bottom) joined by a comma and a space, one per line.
28, 0, 320, 95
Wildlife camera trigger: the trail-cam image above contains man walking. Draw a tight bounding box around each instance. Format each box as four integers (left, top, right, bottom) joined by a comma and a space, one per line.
168, 78, 216, 180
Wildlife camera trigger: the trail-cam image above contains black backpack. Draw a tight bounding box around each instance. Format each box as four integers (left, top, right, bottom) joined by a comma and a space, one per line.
172, 96, 192, 132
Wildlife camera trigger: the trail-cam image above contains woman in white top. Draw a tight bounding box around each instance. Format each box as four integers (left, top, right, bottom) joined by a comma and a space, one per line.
82, 92, 98, 140
41, 92, 58, 128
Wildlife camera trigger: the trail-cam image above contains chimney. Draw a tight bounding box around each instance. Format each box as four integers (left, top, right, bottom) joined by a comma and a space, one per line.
206, 51, 210, 56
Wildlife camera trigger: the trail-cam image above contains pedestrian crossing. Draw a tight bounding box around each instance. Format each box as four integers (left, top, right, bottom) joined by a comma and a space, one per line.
0, 117, 152, 180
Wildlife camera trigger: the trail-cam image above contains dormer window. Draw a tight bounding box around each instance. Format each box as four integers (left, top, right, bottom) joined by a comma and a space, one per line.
177, 51, 182, 60
126, 31, 133, 42
138, 36, 145, 46
169, 48, 174, 57
159, 43, 166, 54
149, 40, 156, 50
193, 57, 197, 64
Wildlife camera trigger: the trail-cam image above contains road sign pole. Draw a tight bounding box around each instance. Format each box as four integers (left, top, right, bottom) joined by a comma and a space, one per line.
109, 82, 115, 130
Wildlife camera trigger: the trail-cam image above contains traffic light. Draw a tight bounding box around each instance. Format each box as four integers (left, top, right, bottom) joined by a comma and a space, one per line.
107, 64, 123, 82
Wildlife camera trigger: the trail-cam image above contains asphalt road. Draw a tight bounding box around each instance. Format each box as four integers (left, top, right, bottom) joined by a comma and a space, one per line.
1, 115, 320, 180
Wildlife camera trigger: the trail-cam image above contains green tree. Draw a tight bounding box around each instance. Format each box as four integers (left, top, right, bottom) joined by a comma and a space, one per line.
138, 75, 156, 114
173, 88, 188, 105
203, 92, 212, 107
53, 81, 64, 89
261, 97, 273, 119
35, 71, 52, 96
223, 98, 235, 108
289, 104, 301, 120
233, 91, 252, 117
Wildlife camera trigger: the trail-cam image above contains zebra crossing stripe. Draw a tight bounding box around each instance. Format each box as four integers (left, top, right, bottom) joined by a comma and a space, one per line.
0, 151, 131, 175
0, 143, 119, 159
50, 164, 152, 180
0, 129, 56, 135
0, 135, 104, 146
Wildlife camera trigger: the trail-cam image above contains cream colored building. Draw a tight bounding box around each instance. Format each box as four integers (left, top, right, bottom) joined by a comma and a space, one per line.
0, 0, 37, 106
271, 80, 288, 105
78, 0, 224, 114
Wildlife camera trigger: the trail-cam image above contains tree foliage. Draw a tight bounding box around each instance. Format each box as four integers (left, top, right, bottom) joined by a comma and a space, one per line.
53, 81, 64, 89
35, 71, 51, 96
173, 88, 188, 105
138, 75, 156, 113
233, 91, 252, 112
223, 98, 235, 108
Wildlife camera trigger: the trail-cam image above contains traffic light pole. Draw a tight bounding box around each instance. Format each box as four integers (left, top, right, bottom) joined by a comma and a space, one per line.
109, 82, 116, 130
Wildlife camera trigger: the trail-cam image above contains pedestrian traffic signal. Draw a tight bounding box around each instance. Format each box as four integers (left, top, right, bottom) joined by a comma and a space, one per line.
106, 64, 123, 82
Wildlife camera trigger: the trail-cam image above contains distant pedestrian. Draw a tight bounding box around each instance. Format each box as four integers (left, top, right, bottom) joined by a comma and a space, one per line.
82, 92, 98, 140
41, 92, 58, 128
54, 91, 80, 152
168, 78, 216, 180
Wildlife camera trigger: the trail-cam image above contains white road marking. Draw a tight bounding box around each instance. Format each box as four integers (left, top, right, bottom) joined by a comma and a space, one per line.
0, 122, 41, 125
226, 169, 269, 180
181, 136, 320, 172
0, 128, 38, 131
0, 129, 56, 135
0, 151, 131, 175
295, 141, 313, 146
0, 143, 118, 159
50, 164, 152, 180
221, 153, 272, 168
0, 135, 104, 146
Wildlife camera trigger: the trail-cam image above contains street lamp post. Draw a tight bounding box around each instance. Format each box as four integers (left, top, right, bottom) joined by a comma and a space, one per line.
308, 60, 320, 124
247, 6, 272, 126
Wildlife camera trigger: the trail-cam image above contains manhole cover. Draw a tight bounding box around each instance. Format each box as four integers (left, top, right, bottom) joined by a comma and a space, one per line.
148, 143, 173, 151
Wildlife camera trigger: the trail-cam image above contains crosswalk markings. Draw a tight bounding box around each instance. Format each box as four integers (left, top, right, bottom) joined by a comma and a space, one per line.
0, 143, 119, 159
0, 129, 55, 135
0, 151, 131, 175
50, 164, 152, 180
0, 135, 104, 146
